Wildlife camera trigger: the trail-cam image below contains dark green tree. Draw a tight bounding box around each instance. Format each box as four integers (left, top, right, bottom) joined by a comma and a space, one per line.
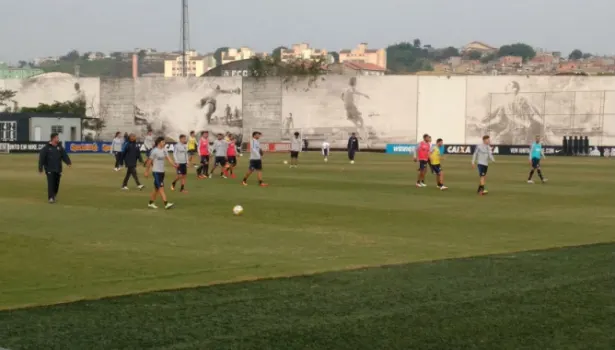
497, 43, 536, 62
480, 52, 497, 64
17, 60, 28, 68
60, 50, 80, 62
466, 50, 482, 60
137, 50, 147, 62
386, 42, 431, 73
413, 38, 421, 48
82, 52, 92, 60
582, 52, 593, 59
271, 46, 288, 61
328, 51, 340, 63
248, 55, 327, 77
110, 52, 123, 61
213, 47, 230, 66
0, 89, 17, 111
568, 49, 583, 60
20, 99, 86, 116
431, 46, 460, 61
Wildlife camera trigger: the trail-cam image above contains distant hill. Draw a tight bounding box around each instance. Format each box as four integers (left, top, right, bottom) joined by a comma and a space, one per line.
38, 59, 163, 78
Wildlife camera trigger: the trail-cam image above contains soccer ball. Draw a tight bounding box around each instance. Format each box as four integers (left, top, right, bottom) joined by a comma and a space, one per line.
283, 160, 288, 165
324, 157, 328, 162
233, 205, 243, 215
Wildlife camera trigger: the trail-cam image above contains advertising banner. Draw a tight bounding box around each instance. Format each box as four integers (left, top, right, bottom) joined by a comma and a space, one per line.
65, 141, 178, 153
247, 142, 291, 153
5, 142, 48, 153
385, 144, 416, 154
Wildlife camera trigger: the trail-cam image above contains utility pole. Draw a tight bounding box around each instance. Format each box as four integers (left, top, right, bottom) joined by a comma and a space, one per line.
180, 0, 190, 77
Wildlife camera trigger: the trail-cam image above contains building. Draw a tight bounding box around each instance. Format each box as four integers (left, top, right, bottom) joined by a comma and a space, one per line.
462, 41, 498, 54
280, 43, 327, 62
164, 50, 216, 77
499, 56, 523, 66
221, 47, 256, 65
338, 43, 386, 71
327, 61, 386, 76
0, 63, 44, 79
0, 113, 82, 142
202, 59, 258, 77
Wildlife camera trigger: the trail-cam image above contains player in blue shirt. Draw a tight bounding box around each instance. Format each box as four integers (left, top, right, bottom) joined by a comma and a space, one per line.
528, 135, 548, 184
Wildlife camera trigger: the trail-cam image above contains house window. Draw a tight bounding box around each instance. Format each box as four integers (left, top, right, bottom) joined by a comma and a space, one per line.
51, 125, 64, 134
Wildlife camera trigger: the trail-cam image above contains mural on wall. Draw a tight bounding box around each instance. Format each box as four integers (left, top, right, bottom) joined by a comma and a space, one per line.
465, 76, 615, 145
2, 73, 102, 138
281, 75, 418, 148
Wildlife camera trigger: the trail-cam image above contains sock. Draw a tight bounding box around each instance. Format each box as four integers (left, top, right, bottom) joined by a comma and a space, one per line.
180, 184, 185, 191
243, 177, 247, 182
528, 170, 534, 180
259, 180, 263, 185
164, 201, 168, 205
196, 166, 202, 175
172, 180, 177, 186
478, 185, 484, 192
437, 182, 442, 187
537, 169, 544, 180
149, 200, 153, 204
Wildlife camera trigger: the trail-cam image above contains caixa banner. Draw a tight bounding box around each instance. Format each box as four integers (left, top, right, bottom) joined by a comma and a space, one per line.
444, 145, 565, 155
65, 141, 178, 153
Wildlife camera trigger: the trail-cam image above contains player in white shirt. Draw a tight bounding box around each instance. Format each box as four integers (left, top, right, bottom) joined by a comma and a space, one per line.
322, 141, 330, 162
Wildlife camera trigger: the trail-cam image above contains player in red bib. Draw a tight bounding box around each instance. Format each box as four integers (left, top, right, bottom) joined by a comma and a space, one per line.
413, 134, 431, 187
226, 135, 238, 178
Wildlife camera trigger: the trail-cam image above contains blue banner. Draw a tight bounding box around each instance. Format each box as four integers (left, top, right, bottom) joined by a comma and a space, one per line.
385, 144, 415, 154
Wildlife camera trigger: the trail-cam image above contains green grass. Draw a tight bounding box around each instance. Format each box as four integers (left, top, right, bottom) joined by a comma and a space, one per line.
0, 153, 613, 349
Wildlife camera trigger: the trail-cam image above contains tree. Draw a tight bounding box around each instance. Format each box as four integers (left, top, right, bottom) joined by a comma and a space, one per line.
17, 60, 27, 68
60, 50, 80, 62
110, 52, 123, 61
271, 46, 288, 61
431, 46, 460, 61
413, 39, 421, 48
248, 55, 328, 78
480, 52, 497, 64
213, 47, 229, 66
20, 99, 86, 117
568, 49, 583, 60
137, 50, 147, 62
386, 42, 432, 73
582, 52, 593, 59
466, 50, 482, 60
82, 52, 92, 60
0, 89, 17, 111
328, 51, 340, 63
497, 43, 536, 62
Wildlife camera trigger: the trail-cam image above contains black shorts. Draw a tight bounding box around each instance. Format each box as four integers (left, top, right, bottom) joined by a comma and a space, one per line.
477, 164, 488, 176
228, 156, 237, 165
153, 172, 165, 189
418, 160, 429, 170
215, 156, 227, 166
290, 151, 299, 159
200, 155, 210, 165
431, 164, 442, 175
176, 163, 187, 175
188, 150, 196, 156
531, 158, 540, 169
249, 159, 263, 171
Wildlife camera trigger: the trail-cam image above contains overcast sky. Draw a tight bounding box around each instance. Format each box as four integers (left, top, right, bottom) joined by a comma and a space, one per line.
1, 0, 614, 63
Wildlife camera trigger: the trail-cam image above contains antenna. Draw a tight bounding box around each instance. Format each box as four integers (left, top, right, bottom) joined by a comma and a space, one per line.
180, 0, 190, 77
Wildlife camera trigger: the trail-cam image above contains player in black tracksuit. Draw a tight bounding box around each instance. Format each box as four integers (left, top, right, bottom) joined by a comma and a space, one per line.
347, 133, 359, 163
121, 133, 145, 190
38, 133, 72, 203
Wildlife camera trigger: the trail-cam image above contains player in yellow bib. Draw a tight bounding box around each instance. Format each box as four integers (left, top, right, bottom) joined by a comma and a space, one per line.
187, 131, 198, 167
429, 138, 447, 190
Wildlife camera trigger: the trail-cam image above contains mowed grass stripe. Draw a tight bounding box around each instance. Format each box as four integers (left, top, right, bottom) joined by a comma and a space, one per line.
0, 154, 613, 310
0, 243, 613, 349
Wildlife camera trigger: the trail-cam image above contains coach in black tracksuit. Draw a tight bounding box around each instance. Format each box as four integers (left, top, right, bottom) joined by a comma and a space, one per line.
38, 133, 72, 203
121, 133, 144, 189
347, 132, 359, 162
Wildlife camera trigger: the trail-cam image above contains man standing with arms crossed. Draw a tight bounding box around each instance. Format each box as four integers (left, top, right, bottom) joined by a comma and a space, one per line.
38, 132, 72, 203
414, 134, 431, 187
472, 135, 495, 195
347, 132, 359, 164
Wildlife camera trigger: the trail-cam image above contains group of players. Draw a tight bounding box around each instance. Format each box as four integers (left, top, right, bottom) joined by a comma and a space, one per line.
413, 133, 548, 195
113, 129, 268, 209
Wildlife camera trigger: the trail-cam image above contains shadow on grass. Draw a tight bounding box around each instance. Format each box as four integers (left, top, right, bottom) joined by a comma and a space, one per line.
1, 243, 614, 350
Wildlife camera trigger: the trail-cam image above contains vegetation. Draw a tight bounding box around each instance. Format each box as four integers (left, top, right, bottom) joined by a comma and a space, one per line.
0, 154, 613, 349
248, 55, 328, 77
213, 47, 230, 66
497, 43, 536, 62
386, 42, 434, 73
19, 99, 106, 137
0, 89, 17, 111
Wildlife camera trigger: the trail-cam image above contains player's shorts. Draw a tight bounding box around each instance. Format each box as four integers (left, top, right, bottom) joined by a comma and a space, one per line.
215, 156, 227, 166
323, 149, 329, 157
431, 164, 442, 175
200, 155, 210, 165
477, 164, 488, 176
290, 151, 299, 158
249, 159, 263, 171
176, 163, 187, 175
145, 149, 152, 158
531, 158, 541, 168
418, 160, 429, 170
153, 172, 165, 189
188, 149, 196, 156
228, 156, 237, 165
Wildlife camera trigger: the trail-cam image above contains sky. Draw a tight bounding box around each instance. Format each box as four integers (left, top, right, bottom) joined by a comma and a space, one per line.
1, 0, 614, 63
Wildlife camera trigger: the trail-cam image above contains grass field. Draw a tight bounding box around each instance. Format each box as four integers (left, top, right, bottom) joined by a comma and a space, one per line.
0, 152, 613, 349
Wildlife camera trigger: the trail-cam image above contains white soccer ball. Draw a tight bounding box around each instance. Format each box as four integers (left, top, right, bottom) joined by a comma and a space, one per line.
233, 205, 243, 215
324, 157, 328, 162
283, 160, 288, 165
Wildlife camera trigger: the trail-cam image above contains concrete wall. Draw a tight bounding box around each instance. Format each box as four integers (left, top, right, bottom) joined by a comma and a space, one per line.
30, 117, 81, 142
3, 74, 615, 146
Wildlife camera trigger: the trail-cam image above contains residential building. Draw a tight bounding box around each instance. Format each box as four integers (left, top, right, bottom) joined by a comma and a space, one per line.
221, 47, 255, 65
338, 43, 386, 70
280, 43, 327, 62
164, 50, 216, 77
0, 63, 44, 79
499, 56, 523, 66
557, 61, 580, 73
462, 41, 498, 54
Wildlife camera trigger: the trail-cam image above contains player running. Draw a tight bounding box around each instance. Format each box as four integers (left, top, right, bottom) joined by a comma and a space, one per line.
430, 138, 447, 190
144, 137, 177, 209
227, 135, 238, 178
171, 134, 189, 193
414, 134, 431, 187
528, 135, 548, 184
210, 133, 229, 178
322, 140, 330, 162
242, 131, 268, 187
187, 131, 198, 167
196, 131, 210, 179
472, 135, 495, 195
